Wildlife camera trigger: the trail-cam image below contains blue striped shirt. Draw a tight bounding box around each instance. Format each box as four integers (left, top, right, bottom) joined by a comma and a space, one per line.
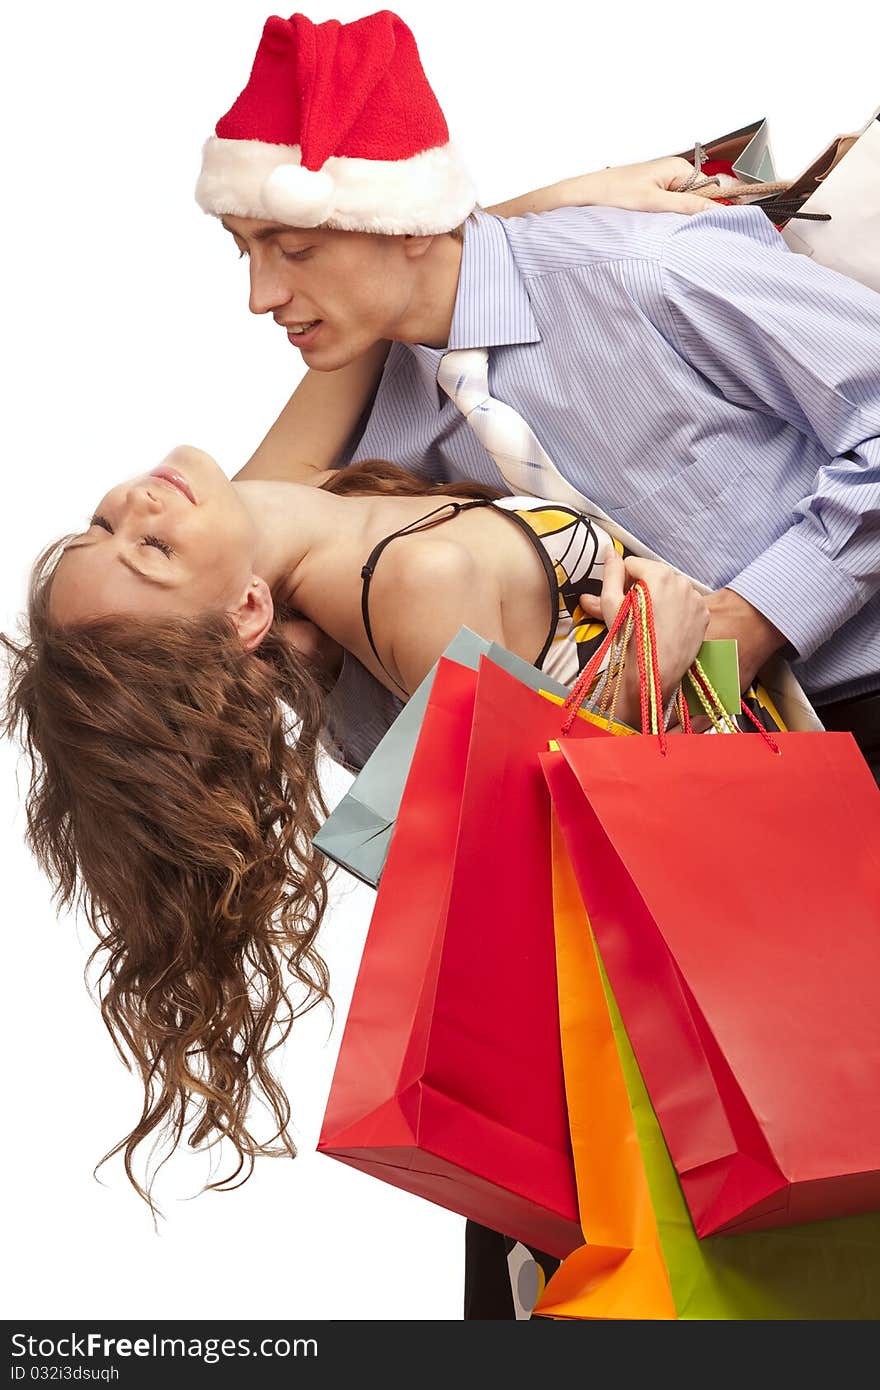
325, 204, 880, 770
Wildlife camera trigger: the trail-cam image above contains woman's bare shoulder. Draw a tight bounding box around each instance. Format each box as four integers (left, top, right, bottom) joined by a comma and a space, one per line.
376, 533, 478, 592
366, 537, 502, 695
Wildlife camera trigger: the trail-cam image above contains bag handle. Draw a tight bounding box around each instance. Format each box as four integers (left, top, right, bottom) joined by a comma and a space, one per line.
679, 172, 833, 225
560, 580, 668, 748
561, 583, 780, 754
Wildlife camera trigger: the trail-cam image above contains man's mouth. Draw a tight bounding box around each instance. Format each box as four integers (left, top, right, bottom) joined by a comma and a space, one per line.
286, 320, 322, 347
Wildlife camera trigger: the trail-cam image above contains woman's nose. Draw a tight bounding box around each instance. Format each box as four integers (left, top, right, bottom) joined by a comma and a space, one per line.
123, 481, 164, 514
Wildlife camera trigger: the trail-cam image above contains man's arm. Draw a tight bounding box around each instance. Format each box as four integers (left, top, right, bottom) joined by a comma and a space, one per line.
703, 590, 786, 692
660, 204, 880, 686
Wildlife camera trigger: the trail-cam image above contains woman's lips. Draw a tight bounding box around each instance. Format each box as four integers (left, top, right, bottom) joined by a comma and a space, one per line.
148, 466, 196, 504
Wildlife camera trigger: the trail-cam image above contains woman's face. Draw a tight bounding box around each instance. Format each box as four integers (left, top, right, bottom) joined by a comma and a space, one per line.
50, 446, 258, 625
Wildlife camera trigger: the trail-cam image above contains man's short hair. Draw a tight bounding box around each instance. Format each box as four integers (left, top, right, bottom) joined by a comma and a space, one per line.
448, 208, 481, 241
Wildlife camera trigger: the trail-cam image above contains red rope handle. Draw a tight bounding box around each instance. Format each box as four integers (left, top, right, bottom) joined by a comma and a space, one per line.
561, 578, 782, 757
738, 698, 782, 753
561, 579, 782, 758
562, 580, 667, 751
561, 587, 638, 735
633, 581, 667, 754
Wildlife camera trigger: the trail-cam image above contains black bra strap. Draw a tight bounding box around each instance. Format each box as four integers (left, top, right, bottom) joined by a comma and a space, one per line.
360, 498, 493, 696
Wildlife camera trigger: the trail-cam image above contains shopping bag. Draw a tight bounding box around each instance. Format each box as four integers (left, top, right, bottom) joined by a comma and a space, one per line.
534, 810, 676, 1319
536, 804, 880, 1319
779, 106, 880, 292
668, 104, 880, 296
544, 723, 880, 1238
318, 657, 607, 1256
671, 117, 777, 185
313, 627, 569, 886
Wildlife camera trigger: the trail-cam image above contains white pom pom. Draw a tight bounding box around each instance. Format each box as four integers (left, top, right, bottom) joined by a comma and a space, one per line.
261, 164, 335, 227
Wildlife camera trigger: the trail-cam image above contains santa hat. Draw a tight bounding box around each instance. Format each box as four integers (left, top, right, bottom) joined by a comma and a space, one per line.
195, 10, 477, 235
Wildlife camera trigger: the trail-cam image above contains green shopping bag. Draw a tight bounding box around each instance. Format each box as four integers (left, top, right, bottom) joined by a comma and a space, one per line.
608, 973, 880, 1319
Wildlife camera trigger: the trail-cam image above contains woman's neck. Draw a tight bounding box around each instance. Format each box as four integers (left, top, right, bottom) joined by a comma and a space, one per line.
231, 477, 374, 619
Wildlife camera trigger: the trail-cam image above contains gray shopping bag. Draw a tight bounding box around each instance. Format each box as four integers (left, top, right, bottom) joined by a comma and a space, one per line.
671, 116, 778, 185
312, 627, 568, 886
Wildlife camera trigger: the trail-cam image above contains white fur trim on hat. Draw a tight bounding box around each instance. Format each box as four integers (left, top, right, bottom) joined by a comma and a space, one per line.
195, 136, 477, 234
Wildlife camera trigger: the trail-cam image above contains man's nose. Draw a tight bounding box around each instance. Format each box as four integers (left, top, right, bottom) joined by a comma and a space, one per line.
248, 259, 290, 317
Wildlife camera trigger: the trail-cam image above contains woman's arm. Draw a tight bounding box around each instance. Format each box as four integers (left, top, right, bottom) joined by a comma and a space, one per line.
232, 338, 390, 484
485, 156, 710, 218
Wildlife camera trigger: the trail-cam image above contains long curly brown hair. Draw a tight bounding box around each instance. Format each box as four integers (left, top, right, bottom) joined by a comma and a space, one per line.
1, 458, 501, 1213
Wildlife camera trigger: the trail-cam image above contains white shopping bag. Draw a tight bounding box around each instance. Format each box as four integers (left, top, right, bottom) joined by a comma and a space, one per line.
781, 106, 880, 294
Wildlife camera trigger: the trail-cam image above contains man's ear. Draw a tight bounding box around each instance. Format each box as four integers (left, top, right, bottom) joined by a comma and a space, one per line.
402, 234, 435, 261
230, 576, 275, 652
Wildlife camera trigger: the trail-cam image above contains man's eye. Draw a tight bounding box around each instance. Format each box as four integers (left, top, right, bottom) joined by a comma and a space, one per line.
281, 248, 312, 261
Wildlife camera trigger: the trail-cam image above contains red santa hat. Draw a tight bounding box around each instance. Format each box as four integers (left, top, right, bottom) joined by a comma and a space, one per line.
195, 10, 477, 234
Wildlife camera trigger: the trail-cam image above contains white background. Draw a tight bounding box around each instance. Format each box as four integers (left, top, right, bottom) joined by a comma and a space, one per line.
1, 0, 877, 1323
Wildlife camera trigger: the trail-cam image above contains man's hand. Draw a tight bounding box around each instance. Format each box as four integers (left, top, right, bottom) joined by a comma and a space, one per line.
704, 588, 787, 690
579, 551, 710, 726
578, 572, 786, 725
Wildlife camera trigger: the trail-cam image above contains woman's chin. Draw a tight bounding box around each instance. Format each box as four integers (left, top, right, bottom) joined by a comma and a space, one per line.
162, 443, 223, 475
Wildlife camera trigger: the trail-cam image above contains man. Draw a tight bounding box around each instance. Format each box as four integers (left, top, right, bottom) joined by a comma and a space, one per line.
196, 9, 880, 1315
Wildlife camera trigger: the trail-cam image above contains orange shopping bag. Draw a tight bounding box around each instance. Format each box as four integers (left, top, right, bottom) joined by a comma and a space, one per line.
534, 810, 675, 1320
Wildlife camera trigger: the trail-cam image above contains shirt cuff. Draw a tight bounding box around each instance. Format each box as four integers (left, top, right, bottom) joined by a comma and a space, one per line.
320, 651, 354, 753
727, 525, 867, 662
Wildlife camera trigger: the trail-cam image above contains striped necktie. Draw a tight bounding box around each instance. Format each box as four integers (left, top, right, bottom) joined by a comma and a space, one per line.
436, 346, 659, 559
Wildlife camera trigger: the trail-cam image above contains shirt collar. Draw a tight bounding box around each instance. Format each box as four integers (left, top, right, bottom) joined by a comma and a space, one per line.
403, 211, 542, 411
447, 211, 542, 350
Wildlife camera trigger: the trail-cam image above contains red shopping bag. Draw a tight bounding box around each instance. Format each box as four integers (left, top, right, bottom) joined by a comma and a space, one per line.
319, 655, 605, 1256
544, 727, 880, 1238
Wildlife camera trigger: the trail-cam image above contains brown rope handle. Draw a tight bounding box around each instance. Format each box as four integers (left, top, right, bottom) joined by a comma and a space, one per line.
672, 174, 832, 223
675, 175, 793, 201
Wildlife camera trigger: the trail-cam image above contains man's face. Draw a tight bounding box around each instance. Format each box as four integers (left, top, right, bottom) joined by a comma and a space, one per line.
221, 217, 419, 371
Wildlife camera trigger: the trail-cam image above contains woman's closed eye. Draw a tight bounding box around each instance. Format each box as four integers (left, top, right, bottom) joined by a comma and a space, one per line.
89, 514, 175, 558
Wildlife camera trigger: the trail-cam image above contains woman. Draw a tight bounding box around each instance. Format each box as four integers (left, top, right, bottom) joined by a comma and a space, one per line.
2, 442, 709, 1213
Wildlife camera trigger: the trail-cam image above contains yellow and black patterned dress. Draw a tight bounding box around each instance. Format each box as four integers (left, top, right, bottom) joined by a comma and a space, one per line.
360, 493, 786, 734
489, 495, 785, 733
